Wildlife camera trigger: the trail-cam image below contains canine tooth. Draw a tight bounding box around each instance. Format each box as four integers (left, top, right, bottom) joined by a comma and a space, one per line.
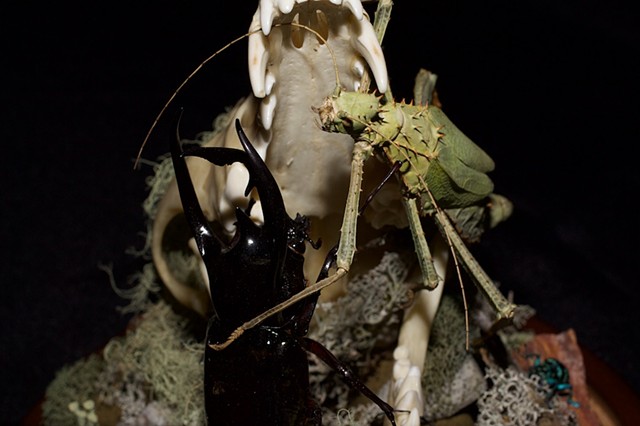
249, 12, 269, 98
260, 0, 278, 35
260, 94, 277, 130
329, 0, 341, 5
277, 0, 295, 14
343, 0, 364, 21
352, 17, 388, 93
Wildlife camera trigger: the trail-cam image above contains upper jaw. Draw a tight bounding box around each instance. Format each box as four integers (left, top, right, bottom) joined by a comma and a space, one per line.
249, 0, 388, 98
259, 0, 364, 35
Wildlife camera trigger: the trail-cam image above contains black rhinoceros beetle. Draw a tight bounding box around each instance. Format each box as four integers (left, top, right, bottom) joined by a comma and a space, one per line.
170, 118, 396, 425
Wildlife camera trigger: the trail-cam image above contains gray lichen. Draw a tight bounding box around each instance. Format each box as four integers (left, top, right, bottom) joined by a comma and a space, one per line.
43, 301, 205, 426
42, 354, 105, 425
476, 363, 576, 426
307, 251, 413, 424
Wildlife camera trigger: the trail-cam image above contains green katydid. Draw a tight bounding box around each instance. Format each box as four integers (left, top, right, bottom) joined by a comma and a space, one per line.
144, 1, 516, 351
312, 0, 516, 335
315, 85, 517, 327
210, 69, 518, 349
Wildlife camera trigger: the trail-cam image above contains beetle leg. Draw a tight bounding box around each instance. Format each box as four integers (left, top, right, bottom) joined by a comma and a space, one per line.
290, 246, 339, 336
434, 209, 517, 326
301, 337, 397, 426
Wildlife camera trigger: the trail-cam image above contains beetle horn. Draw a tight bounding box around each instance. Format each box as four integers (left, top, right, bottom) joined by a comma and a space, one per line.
172, 117, 293, 321
170, 111, 227, 266
233, 119, 288, 240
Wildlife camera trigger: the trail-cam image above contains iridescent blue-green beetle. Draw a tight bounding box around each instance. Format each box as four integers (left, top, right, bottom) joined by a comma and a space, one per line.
528, 355, 580, 407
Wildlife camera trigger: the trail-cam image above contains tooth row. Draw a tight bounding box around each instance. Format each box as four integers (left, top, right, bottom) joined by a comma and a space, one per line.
350, 14, 388, 93
260, 0, 363, 35
249, 0, 388, 100
388, 346, 424, 426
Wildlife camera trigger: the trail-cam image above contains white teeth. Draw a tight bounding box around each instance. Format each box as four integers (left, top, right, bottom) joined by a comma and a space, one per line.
343, 0, 364, 21
259, 0, 277, 35
260, 94, 277, 130
248, 11, 269, 98
260, 0, 364, 35
393, 346, 411, 380
389, 347, 425, 424
252, 0, 383, 96
352, 16, 388, 93
277, 0, 295, 14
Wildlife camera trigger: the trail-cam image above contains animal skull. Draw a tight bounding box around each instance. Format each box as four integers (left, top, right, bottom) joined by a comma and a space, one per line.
151, 0, 390, 317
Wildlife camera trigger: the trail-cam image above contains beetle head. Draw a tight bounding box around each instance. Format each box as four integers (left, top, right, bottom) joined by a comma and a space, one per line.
171, 118, 312, 328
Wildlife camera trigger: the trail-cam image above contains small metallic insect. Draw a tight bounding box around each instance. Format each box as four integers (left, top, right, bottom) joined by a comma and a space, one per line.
171, 117, 397, 425
528, 355, 580, 408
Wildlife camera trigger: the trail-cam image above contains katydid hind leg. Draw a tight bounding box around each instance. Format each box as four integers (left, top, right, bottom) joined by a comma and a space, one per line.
435, 210, 517, 326
402, 197, 441, 290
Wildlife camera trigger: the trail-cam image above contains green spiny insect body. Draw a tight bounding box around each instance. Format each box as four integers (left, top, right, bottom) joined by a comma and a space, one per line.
317, 90, 503, 232
317, 86, 516, 325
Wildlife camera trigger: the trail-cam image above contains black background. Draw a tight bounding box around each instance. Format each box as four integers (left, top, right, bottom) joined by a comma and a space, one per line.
2, 1, 639, 423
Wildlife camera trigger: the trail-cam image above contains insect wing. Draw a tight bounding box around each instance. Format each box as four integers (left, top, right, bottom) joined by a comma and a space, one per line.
427, 107, 495, 204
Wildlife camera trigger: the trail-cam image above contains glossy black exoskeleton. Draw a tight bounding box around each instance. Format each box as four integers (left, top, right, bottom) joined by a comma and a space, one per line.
171, 118, 396, 425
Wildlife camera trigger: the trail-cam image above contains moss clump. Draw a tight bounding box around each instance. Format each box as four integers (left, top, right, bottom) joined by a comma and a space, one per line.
422, 295, 485, 421
43, 301, 205, 425
42, 354, 105, 425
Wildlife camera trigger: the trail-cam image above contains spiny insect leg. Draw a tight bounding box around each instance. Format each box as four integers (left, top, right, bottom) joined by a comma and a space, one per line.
336, 141, 372, 271
402, 197, 440, 290
434, 210, 517, 327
